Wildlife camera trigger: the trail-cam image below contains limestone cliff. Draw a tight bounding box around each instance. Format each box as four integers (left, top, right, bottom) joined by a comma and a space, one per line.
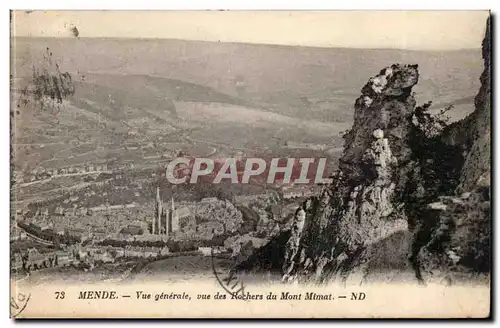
457, 17, 491, 193
414, 17, 491, 284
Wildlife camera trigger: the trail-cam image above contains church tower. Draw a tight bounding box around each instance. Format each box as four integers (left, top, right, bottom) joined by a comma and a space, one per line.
171, 197, 179, 232
154, 184, 162, 235
165, 208, 169, 238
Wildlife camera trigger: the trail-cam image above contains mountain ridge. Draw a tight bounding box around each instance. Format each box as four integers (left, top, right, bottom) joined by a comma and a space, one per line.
12, 36, 484, 52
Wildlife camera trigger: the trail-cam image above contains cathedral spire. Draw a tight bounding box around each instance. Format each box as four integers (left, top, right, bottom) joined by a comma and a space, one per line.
153, 184, 162, 235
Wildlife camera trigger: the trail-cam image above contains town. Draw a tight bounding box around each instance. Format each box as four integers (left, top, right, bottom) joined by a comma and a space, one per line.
11, 168, 319, 280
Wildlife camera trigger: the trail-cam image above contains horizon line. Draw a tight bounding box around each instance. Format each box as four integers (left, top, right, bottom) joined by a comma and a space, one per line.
11, 35, 483, 52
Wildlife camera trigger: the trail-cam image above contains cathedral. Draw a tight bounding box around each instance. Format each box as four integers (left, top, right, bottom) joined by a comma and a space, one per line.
152, 185, 179, 236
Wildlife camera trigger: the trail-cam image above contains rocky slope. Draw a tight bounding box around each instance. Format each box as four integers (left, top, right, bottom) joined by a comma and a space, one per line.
413, 17, 491, 284
237, 17, 491, 285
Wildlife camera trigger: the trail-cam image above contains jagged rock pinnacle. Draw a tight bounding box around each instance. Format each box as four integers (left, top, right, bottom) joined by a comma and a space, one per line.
279, 64, 420, 283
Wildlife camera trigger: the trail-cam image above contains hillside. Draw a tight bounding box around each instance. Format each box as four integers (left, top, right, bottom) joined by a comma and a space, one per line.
11, 36, 486, 218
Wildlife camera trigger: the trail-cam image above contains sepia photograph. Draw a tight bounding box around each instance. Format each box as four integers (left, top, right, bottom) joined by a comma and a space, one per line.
9, 10, 491, 318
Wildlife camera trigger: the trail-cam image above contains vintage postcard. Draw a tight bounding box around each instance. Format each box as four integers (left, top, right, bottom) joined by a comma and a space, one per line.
10, 10, 491, 318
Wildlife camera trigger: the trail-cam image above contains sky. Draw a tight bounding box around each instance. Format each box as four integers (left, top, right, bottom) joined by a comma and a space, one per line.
11, 10, 490, 50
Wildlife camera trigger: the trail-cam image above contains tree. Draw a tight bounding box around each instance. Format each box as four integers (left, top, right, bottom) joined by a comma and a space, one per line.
16, 47, 79, 114
413, 101, 451, 138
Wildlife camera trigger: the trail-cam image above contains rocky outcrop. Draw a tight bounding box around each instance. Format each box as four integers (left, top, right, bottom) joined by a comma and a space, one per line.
238, 18, 490, 285
415, 190, 490, 284
280, 64, 421, 283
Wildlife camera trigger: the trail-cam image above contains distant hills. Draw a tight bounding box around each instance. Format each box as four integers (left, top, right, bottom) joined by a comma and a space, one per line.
12, 37, 483, 123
